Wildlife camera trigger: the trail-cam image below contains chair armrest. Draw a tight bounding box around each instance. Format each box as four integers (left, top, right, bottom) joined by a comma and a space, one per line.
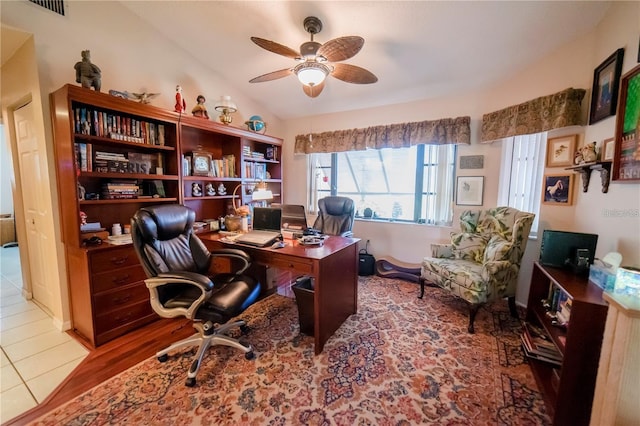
340, 231, 353, 237
481, 260, 512, 275
431, 243, 454, 258
209, 248, 251, 275
144, 271, 214, 320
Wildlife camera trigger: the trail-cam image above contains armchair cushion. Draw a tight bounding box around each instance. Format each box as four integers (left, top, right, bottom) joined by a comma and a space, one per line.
483, 235, 513, 263
451, 232, 487, 263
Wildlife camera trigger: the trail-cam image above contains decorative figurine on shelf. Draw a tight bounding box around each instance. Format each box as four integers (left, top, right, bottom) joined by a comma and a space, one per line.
79, 211, 87, 226
128, 92, 160, 104
574, 150, 583, 165
581, 142, 598, 163
74, 50, 101, 91
192, 95, 210, 119
205, 183, 216, 196
217, 183, 227, 195
192, 182, 202, 197
175, 85, 186, 113
78, 183, 86, 200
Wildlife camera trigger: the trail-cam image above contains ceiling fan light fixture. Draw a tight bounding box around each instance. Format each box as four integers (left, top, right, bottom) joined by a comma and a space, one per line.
295, 62, 329, 86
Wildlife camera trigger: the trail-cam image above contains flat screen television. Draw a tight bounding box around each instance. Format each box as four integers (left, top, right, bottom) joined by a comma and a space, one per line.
539, 230, 598, 269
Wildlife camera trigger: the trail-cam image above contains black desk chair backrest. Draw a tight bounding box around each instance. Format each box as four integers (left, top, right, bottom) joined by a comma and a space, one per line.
313, 196, 355, 237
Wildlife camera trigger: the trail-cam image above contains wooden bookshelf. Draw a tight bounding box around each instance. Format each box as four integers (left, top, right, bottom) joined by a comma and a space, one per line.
525, 262, 608, 426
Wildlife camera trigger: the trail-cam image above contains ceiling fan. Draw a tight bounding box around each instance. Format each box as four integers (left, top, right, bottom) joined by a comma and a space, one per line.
249, 16, 377, 98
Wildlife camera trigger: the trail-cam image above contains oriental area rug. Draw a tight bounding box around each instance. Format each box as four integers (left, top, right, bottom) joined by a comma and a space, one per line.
32, 276, 550, 425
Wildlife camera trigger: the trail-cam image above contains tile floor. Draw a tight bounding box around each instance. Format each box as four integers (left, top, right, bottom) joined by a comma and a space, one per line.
0, 246, 89, 423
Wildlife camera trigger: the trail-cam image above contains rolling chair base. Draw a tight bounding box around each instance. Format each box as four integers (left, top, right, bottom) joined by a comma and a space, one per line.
157, 319, 254, 387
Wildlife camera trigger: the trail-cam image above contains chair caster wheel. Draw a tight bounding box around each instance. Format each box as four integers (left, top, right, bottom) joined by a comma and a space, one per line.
185, 377, 196, 387
240, 324, 250, 334
245, 351, 255, 360
158, 354, 168, 362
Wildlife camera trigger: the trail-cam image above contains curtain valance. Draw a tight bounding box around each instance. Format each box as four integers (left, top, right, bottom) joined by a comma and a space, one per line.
480, 87, 586, 143
294, 116, 470, 154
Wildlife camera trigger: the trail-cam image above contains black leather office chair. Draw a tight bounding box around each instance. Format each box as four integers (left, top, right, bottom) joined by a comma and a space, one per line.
131, 204, 260, 387
313, 196, 355, 237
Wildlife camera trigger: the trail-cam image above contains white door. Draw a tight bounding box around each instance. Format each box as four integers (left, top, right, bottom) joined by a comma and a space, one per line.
13, 101, 53, 313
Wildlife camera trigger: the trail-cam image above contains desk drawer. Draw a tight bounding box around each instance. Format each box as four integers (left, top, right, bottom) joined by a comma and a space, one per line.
90, 247, 139, 273
267, 254, 314, 274
92, 264, 147, 294
93, 282, 149, 310
95, 299, 153, 334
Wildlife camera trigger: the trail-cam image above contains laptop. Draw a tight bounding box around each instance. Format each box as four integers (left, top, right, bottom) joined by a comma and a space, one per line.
234, 207, 282, 247
280, 204, 309, 232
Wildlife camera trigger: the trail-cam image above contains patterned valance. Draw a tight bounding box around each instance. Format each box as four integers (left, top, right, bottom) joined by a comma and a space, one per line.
480, 88, 586, 143
294, 116, 470, 154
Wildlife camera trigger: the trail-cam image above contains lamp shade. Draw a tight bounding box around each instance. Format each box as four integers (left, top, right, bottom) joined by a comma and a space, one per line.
214, 95, 237, 113
295, 62, 329, 86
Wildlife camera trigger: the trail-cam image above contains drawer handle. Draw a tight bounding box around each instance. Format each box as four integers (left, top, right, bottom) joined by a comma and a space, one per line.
112, 275, 131, 284
112, 295, 131, 304
110, 256, 128, 265
114, 313, 133, 324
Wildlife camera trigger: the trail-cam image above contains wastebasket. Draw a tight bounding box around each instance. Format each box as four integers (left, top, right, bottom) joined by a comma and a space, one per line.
291, 276, 314, 335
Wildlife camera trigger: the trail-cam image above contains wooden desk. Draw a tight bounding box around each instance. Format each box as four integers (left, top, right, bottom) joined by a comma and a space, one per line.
200, 234, 360, 354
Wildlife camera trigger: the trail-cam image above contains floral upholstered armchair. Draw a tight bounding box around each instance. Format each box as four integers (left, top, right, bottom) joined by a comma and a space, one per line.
420, 207, 535, 333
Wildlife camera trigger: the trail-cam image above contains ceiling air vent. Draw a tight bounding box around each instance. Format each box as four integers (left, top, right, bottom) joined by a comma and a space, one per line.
28, 0, 65, 16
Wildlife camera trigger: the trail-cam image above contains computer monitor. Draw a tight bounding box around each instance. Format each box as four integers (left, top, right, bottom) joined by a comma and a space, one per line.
539, 230, 598, 269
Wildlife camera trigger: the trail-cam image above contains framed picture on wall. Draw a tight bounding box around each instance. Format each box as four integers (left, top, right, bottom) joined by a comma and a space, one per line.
456, 176, 484, 206
602, 137, 615, 162
612, 64, 640, 181
589, 48, 624, 125
546, 135, 577, 167
542, 173, 574, 206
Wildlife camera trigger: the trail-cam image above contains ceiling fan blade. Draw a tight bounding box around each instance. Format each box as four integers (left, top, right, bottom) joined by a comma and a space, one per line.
331, 63, 378, 84
250, 37, 300, 59
303, 81, 325, 98
249, 68, 293, 83
317, 36, 364, 62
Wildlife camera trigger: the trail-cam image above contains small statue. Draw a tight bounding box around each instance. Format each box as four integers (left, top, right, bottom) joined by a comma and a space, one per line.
192, 95, 210, 119
129, 92, 159, 104
175, 85, 186, 113
581, 142, 597, 163
217, 183, 227, 195
74, 50, 101, 91
205, 183, 216, 196
192, 182, 202, 197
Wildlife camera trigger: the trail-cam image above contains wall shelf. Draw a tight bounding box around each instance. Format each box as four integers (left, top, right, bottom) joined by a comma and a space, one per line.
565, 161, 611, 193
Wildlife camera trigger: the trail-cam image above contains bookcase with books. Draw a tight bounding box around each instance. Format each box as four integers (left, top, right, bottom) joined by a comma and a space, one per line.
178, 115, 282, 222
524, 262, 608, 426
51, 84, 181, 347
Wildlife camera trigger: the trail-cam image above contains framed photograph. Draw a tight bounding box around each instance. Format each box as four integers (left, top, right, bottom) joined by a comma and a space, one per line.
613, 64, 640, 181
602, 137, 615, 162
546, 135, 577, 167
542, 173, 574, 206
456, 176, 484, 206
589, 48, 624, 125
192, 151, 212, 176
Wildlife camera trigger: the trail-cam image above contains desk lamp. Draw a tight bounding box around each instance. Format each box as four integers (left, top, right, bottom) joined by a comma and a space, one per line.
214, 95, 237, 125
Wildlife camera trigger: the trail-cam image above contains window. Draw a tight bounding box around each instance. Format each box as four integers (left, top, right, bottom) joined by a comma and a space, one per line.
309, 144, 457, 225
497, 132, 546, 236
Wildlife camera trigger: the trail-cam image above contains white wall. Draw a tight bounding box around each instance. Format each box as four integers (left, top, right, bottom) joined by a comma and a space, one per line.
283, 1, 640, 305
0, 125, 14, 215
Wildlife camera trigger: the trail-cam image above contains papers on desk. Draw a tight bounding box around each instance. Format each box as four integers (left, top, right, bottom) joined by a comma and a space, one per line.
107, 234, 133, 245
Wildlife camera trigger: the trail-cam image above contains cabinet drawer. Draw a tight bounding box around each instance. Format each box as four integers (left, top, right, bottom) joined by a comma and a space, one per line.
266, 254, 314, 274
95, 299, 153, 334
93, 282, 149, 310
92, 264, 147, 294
90, 247, 139, 274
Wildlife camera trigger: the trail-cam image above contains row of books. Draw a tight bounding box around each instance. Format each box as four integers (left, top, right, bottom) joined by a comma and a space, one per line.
74, 106, 166, 145
244, 161, 267, 180
521, 321, 562, 366
182, 154, 237, 177
543, 284, 572, 326
75, 143, 163, 175
242, 145, 278, 161
101, 180, 139, 199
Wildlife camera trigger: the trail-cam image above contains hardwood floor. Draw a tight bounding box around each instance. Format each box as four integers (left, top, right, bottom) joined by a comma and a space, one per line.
6, 317, 194, 425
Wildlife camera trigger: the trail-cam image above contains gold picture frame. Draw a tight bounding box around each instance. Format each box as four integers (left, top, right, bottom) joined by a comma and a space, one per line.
602, 137, 615, 162
542, 173, 574, 206
546, 135, 577, 167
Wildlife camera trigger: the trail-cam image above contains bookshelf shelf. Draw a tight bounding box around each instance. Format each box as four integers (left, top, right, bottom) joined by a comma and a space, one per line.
79, 197, 178, 205
74, 134, 176, 152
525, 262, 608, 426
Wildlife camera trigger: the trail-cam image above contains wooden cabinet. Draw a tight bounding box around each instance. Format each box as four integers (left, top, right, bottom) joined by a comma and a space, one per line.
525, 262, 608, 426
50, 85, 283, 347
